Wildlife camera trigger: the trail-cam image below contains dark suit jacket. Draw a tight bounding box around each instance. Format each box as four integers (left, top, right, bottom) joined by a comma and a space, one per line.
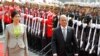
51, 26, 78, 56
53, 16, 59, 28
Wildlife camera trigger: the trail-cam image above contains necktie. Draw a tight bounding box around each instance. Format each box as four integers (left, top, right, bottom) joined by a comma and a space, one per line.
62, 28, 66, 41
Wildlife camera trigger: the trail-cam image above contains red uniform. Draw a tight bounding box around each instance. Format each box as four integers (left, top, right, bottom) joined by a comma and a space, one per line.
0, 6, 3, 20
2, 5, 11, 24
46, 11, 54, 39
14, 5, 21, 13
4, 5, 9, 12
32, 8, 39, 17
4, 13, 11, 24
25, 7, 29, 14
9, 6, 14, 13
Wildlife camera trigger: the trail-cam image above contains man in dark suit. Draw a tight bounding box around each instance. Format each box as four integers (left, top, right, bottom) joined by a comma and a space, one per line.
51, 15, 79, 56
53, 15, 59, 28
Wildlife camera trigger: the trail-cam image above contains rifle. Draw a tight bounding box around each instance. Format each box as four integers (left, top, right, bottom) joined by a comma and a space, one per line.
89, 19, 97, 54
35, 18, 39, 35
85, 19, 92, 51
75, 18, 79, 42
42, 19, 47, 38
97, 23, 100, 55
32, 17, 36, 34
80, 19, 86, 48
31, 18, 34, 34
97, 31, 100, 55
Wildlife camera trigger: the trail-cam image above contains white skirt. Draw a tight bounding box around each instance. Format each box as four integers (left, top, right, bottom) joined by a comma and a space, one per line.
8, 45, 25, 56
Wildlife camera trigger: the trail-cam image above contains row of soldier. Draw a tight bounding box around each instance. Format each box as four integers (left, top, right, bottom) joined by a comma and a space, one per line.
0, 3, 100, 56
58, 5, 100, 56
20, 4, 100, 56
0, 3, 57, 56
0, 3, 55, 33
64, 5, 100, 56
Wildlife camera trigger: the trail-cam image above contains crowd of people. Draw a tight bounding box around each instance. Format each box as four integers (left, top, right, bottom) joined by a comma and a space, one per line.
0, 1, 100, 56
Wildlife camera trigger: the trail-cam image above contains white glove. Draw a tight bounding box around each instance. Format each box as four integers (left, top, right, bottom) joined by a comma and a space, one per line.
53, 53, 57, 56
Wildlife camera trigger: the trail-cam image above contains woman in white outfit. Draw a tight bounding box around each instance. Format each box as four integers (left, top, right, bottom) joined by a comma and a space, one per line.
4, 10, 28, 56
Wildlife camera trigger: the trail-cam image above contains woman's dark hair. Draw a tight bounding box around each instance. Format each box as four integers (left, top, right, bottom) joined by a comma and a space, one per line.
11, 10, 19, 18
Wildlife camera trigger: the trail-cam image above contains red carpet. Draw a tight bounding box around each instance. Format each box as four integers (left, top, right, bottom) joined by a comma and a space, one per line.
0, 42, 4, 56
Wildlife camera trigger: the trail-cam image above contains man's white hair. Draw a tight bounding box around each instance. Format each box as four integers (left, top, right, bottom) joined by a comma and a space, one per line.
59, 14, 68, 21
